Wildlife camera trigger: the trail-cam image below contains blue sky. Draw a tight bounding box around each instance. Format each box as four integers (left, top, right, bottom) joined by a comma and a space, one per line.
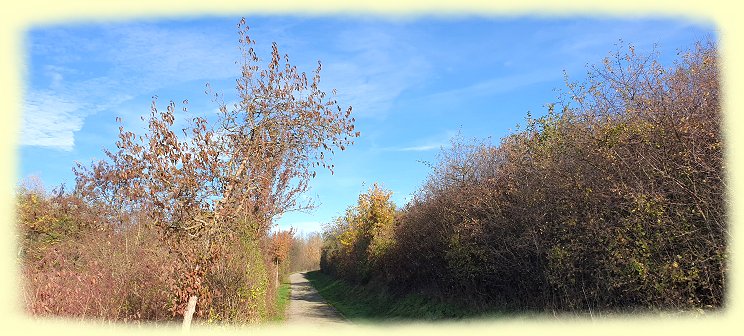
19, 15, 716, 234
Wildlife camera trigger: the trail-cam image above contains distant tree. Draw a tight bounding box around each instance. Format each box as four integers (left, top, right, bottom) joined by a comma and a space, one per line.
289, 232, 323, 272
269, 228, 295, 283
320, 183, 396, 282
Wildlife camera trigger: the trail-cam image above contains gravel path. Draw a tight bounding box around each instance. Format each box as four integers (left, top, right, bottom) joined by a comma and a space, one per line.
286, 272, 348, 325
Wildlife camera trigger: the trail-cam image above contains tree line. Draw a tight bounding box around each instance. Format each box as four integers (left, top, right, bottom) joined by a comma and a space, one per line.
321, 41, 725, 314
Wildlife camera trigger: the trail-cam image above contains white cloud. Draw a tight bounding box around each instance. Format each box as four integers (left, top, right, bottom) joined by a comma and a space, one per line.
321, 26, 430, 120
106, 23, 238, 86
21, 91, 83, 151
424, 69, 559, 105
21, 74, 134, 151
45, 65, 65, 89
380, 129, 456, 153
22, 22, 239, 151
395, 144, 442, 152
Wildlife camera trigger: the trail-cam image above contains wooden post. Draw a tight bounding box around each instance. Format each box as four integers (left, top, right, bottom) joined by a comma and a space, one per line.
182, 295, 198, 332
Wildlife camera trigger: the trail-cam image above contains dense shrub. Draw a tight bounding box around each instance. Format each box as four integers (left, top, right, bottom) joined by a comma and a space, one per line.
18, 181, 276, 323
18, 183, 179, 321
322, 42, 725, 313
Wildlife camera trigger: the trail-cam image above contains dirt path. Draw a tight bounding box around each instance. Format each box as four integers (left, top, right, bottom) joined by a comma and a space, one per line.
286, 272, 348, 325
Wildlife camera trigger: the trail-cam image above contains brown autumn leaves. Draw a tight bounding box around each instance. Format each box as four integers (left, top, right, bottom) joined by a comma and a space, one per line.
20, 18, 356, 322
74, 18, 358, 242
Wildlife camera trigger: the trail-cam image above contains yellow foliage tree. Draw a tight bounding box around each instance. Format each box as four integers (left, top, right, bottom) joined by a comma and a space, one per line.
320, 183, 396, 281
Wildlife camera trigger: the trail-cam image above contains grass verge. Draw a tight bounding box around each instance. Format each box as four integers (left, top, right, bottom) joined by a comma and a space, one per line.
269, 281, 292, 322
304, 271, 505, 323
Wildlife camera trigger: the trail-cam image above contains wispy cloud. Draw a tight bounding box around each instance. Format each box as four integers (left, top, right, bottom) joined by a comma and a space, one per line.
424, 69, 560, 105
22, 21, 239, 151
22, 91, 83, 151
379, 129, 456, 152
394, 144, 443, 152
321, 24, 430, 120
104, 23, 238, 86
21, 75, 133, 151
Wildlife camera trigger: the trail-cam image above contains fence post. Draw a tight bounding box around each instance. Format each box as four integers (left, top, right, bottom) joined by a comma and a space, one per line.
182, 295, 198, 332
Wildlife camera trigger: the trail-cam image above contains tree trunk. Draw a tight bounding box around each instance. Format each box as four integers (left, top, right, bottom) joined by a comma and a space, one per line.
182, 295, 198, 331
275, 259, 280, 288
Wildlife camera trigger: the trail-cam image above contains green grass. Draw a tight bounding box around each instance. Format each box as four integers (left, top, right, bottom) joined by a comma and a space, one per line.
269, 281, 292, 322
304, 271, 506, 323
